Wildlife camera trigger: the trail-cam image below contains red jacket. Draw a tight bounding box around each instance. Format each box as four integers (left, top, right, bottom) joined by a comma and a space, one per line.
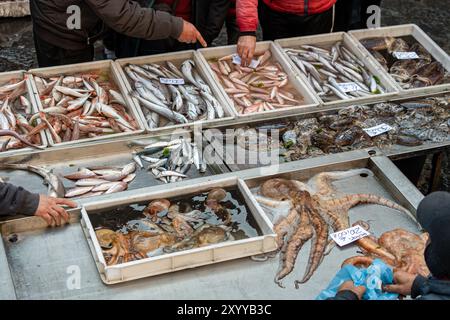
237, 0, 336, 32
157, 0, 192, 22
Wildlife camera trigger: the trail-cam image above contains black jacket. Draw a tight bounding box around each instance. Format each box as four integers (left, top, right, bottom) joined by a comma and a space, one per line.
0, 182, 39, 217
194, 0, 230, 46
30, 0, 184, 50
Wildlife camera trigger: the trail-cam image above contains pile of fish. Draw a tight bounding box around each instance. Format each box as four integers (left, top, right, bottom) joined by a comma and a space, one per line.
284, 42, 386, 101
34, 72, 139, 144
124, 60, 225, 129
233, 96, 449, 161
64, 163, 137, 198
94, 188, 244, 265
361, 36, 449, 89
129, 137, 207, 184
208, 51, 304, 114
0, 77, 46, 152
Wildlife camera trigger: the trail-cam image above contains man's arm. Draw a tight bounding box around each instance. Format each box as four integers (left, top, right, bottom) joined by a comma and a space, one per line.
85, 0, 184, 40
236, 0, 258, 35
0, 182, 40, 217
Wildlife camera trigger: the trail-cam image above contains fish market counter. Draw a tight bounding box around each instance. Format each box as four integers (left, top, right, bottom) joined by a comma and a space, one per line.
0, 151, 424, 299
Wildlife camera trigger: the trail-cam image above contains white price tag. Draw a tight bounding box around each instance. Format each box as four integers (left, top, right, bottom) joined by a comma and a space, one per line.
232, 54, 260, 69
392, 51, 419, 60
160, 78, 185, 85
330, 225, 370, 247
337, 82, 361, 93
363, 123, 393, 137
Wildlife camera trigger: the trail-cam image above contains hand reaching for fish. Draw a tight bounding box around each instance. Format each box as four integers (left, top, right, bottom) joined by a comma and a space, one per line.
178, 20, 207, 47
237, 35, 257, 67
34, 195, 77, 227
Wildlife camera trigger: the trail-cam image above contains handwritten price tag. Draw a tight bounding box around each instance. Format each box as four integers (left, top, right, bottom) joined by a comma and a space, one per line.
232, 54, 260, 69
392, 51, 419, 60
363, 123, 393, 137
160, 78, 185, 85
330, 225, 370, 247
337, 82, 361, 93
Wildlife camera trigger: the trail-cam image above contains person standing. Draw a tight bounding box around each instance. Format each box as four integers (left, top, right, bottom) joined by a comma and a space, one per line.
236, 0, 337, 65
30, 0, 206, 67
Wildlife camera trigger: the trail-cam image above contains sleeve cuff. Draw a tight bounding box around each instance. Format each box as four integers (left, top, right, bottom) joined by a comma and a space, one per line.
239, 31, 257, 37
411, 275, 428, 298
170, 16, 184, 40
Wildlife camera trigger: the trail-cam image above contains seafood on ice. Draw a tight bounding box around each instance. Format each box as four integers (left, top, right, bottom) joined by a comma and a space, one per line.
93, 187, 259, 266
63, 162, 137, 198
0, 76, 46, 152
124, 59, 226, 129
129, 137, 207, 184
208, 51, 304, 114
33, 71, 139, 144
360, 36, 449, 89
252, 169, 416, 288
284, 42, 386, 101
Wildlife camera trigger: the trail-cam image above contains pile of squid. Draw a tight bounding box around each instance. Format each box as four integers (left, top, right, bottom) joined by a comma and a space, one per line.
124, 60, 225, 129
34, 72, 139, 144
361, 36, 449, 89
284, 42, 387, 101
95, 188, 237, 266
0, 77, 46, 152
208, 51, 304, 115
63, 163, 137, 198
252, 169, 419, 288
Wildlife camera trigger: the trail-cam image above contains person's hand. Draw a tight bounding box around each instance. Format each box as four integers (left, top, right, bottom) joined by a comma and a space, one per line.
237, 35, 257, 67
383, 270, 417, 296
34, 195, 77, 227
178, 20, 207, 47
338, 281, 366, 300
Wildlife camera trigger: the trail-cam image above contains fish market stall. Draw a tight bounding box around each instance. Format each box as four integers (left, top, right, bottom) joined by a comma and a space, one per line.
198, 42, 319, 120
0, 131, 229, 207
203, 93, 450, 171
275, 32, 399, 107
27, 60, 145, 147
115, 50, 235, 133
349, 24, 450, 96
0, 152, 424, 299
0, 70, 48, 156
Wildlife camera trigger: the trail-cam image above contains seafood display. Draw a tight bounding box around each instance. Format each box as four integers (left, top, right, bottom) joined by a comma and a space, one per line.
63, 162, 137, 198
124, 59, 226, 129
231, 96, 450, 162
208, 51, 304, 115
33, 71, 139, 144
360, 36, 449, 89
252, 169, 416, 288
342, 227, 430, 277
90, 187, 261, 265
0, 76, 46, 152
129, 137, 207, 184
284, 42, 386, 101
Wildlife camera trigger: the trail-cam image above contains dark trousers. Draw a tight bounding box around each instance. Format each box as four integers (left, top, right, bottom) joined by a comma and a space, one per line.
335, 0, 382, 31
33, 32, 94, 68
258, 1, 335, 41
225, 16, 240, 45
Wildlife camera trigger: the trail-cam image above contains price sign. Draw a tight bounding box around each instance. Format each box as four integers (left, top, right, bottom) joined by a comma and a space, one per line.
330, 225, 370, 247
392, 51, 419, 60
363, 123, 393, 137
232, 54, 260, 69
160, 78, 185, 85
337, 82, 361, 93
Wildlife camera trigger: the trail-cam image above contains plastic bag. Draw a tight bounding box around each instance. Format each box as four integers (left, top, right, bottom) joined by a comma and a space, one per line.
316, 259, 399, 300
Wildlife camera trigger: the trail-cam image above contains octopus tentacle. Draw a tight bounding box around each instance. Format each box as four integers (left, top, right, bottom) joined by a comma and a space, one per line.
295, 202, 329, 287
273, 207, 301, 251
274, 209, 313, 288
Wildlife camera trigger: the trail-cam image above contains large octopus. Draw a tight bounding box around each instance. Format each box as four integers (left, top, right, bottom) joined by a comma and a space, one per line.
254, 169, 417, 288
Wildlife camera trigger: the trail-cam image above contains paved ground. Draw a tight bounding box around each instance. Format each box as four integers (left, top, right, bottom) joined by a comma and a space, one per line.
0, 0, 448, 192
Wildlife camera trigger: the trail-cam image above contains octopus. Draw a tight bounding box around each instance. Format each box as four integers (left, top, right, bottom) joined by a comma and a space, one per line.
254, 169, 416, 288
342, 228, 430, 277
96, 229, 146, 265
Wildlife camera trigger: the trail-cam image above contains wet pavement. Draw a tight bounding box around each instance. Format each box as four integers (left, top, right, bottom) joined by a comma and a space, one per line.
0, 1, 448, 192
